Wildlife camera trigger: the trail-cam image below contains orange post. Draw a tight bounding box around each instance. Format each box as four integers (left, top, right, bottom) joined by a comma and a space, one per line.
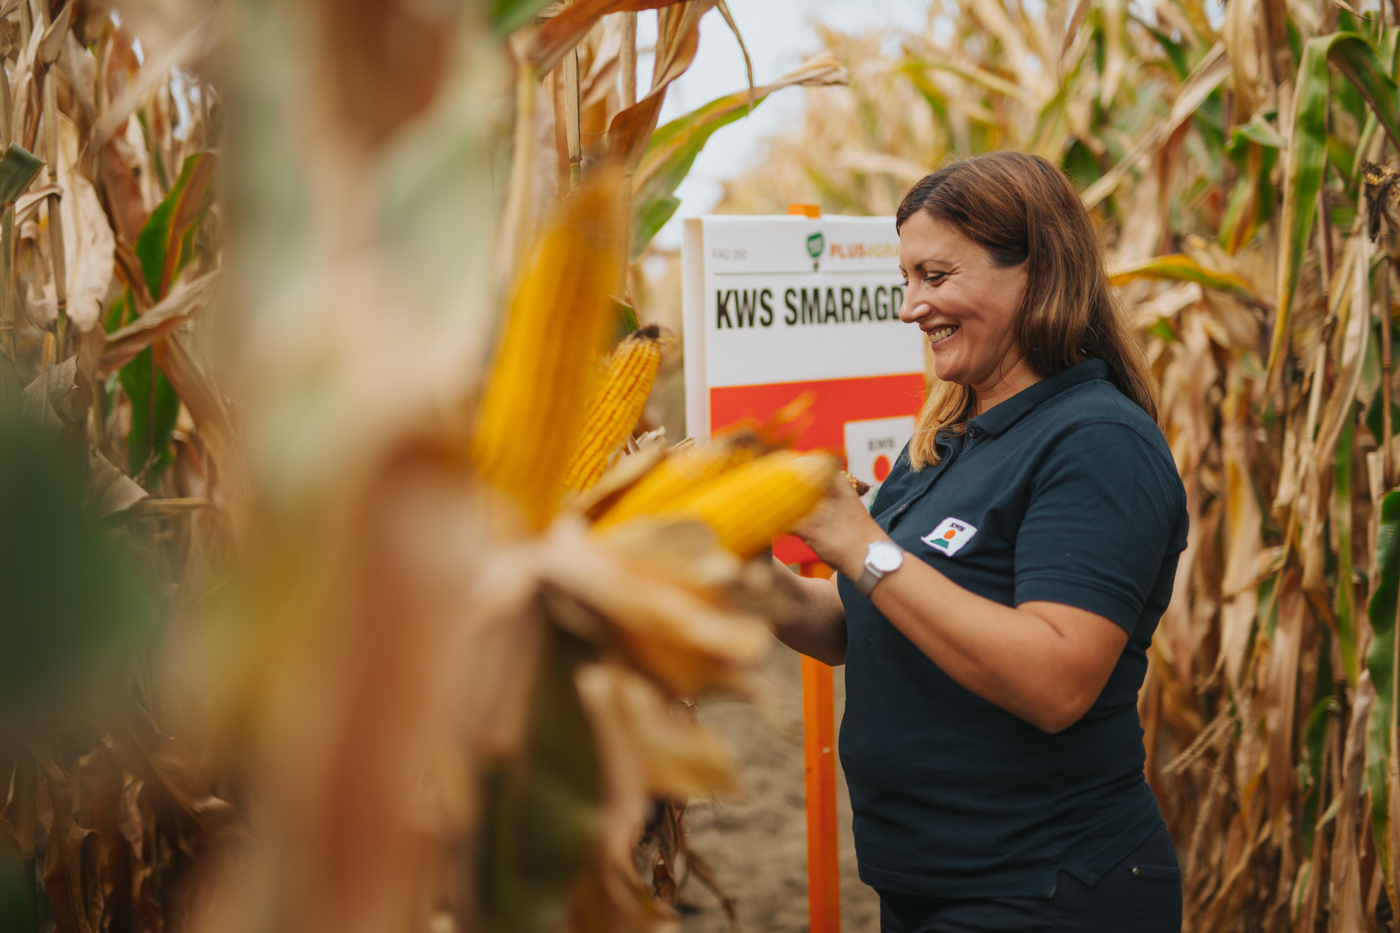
800, 560, 841, 933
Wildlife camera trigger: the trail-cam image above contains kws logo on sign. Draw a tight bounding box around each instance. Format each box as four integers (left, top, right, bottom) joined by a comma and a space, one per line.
921, 517, 977, 557
844, 415, 914, 507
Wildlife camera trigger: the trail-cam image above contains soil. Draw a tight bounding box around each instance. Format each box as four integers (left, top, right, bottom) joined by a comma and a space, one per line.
679, 642, 881, 933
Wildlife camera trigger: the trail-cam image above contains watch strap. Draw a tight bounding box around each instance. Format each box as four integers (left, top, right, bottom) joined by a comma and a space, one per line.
854, 566, 882, 597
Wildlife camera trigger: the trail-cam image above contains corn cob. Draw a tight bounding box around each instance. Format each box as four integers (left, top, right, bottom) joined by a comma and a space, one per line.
609, 451, 837, 558
470, 171, 625, 530
563, 325, 664, 491
592, 427, 764, 530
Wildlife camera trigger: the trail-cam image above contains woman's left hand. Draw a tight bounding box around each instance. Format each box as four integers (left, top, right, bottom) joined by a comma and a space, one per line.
792, 475, 889, 579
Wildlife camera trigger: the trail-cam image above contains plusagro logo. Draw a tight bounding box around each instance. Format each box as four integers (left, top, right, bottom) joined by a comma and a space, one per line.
806, 232, 824, 270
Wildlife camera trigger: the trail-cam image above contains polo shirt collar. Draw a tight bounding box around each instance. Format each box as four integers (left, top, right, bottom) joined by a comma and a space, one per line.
965, 358, 1111, 438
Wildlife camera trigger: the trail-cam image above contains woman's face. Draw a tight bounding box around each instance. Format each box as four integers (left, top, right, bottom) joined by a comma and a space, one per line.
897, 211, 1030, 393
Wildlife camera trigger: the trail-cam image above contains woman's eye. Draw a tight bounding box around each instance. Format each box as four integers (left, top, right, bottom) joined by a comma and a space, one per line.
925, 272, 946, 284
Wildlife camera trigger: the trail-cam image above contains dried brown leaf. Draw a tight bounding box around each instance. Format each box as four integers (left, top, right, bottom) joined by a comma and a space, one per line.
100, 270, 218, 375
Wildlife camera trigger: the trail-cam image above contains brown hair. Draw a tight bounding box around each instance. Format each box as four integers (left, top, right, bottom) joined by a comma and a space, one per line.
896, 151, 1158, 469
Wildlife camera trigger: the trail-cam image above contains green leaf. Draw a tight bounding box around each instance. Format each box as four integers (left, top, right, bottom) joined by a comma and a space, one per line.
1148, 318, 1177, 342
1270, 32, 1400, 390
491, 0, 553, 34
1107, 253, 1265, 305
119, 347, 179, 477
900, 65, 956, 142
482, 627, 601, 933
135, 152, 218, 302
631, 97, 768, 259
1062, 138, 1102, 189
1300, 691, 1336, 855
0, 856, 34, 933
630, 56, 847, 258
104, 288, 134, 335
122, 152, 217, 478
1142, 23, 1190, 80
0, 416, 151, 706
1233, 113, 1287, 149
619, 303, 640, 334
631, 194, 681, 259
0, 143, 42, 205
1328, 132, 1358, 182
1366, 489, 1400, 869
1367, 379, 1400, 445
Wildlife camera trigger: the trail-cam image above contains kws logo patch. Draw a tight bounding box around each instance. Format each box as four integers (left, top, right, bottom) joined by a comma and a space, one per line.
921, 517, 977, 557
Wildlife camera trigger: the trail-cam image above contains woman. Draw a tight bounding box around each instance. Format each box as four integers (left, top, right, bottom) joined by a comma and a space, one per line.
776, 151, 1188, 933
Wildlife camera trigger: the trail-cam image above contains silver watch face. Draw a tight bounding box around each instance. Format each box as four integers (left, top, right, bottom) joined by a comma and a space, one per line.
867, 541, 903, 573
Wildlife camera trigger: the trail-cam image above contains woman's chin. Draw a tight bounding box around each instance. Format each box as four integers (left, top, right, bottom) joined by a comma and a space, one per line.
931, 357, 970, 386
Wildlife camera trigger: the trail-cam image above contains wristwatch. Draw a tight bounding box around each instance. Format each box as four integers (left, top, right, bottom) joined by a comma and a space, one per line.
854, 540, 904, 597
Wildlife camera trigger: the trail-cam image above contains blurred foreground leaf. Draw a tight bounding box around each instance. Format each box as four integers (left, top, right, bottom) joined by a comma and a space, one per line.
492, 0, 554, 34
0, 857, 34, 933
482, 628, 601, 933
0, 416, 150, 705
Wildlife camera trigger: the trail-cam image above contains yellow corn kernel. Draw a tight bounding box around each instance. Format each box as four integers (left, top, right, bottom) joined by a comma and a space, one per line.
611, 451, 837, 558
470, 172, 625, 530
592, 427, 763, 529
564, 325, 664, 491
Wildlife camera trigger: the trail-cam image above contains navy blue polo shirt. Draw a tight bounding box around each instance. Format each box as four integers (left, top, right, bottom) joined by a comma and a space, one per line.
837, 358, 1188, 900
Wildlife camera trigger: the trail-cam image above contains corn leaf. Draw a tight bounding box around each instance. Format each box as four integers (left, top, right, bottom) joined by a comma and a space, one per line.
0, 416, 150, 704
0, 143, 42, 206
1368, 490, 1400, 889
1080, 42, 1230, 208
525, 0, 698, 76
1234, 113, 1287, 148
1108, 253, 1265, 305
631, 54, 847, 257
121, 152, 217, 478
901, 57, 1034, 103
0, 859, 33, 933
1272, 32, 1400, 392
135, 152, 217, 302
120, 348, 179, 477
482, 628, 601, 933
491, 0, 553, 34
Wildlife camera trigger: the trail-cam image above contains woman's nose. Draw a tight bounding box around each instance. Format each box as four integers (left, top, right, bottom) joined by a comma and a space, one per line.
899, 298, 928, 324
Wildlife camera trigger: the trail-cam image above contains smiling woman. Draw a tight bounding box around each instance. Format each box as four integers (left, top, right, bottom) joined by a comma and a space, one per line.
896, 152, 1159, 469
769, 152, 1189, 933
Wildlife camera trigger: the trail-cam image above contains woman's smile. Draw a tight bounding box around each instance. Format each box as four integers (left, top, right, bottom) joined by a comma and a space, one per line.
925, 323, 959, 346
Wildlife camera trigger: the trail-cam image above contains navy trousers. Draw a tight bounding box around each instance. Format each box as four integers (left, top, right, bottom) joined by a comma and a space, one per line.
877, 824, 1182, 933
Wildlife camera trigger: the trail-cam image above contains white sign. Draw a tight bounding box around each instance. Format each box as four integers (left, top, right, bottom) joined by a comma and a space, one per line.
682, 215, 925, 440
844, 415, 915, 506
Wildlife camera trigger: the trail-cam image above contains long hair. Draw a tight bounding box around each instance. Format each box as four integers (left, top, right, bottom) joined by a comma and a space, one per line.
896, 151, 1158, 469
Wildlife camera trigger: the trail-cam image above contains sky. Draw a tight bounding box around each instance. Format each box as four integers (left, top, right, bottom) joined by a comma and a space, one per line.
637, 1, 930, 249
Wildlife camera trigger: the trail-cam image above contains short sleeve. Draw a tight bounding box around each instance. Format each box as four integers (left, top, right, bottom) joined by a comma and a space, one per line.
1013, 421, 1184, 633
